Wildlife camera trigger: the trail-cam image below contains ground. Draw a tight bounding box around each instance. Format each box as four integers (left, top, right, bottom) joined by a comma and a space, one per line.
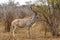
0, 20, 60, 40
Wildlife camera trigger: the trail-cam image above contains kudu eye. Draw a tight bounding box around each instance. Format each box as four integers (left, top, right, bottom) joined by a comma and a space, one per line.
36, 15, 39, 19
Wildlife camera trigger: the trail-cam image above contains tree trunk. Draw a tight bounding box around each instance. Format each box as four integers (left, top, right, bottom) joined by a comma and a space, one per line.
49, 23, 59, 36
5, 20, 10, 32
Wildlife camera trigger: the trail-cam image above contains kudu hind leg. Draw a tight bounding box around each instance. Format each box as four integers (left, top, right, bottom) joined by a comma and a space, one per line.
12, 26, 16, 37
10, 25, 16, 40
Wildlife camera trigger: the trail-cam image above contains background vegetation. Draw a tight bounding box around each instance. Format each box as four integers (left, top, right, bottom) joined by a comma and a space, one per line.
0, 0, 60, 40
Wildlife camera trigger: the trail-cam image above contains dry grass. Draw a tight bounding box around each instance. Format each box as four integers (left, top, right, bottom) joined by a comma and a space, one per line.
0, 20, 60, 40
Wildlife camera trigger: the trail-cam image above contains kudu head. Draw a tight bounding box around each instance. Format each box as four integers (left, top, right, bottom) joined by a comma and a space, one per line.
29, 6, 40, 21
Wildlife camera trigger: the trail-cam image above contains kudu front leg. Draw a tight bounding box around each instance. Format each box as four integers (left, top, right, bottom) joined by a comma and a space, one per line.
27, 27, 31, 39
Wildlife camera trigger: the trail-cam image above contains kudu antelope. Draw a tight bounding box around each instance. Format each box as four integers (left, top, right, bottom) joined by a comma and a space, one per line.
10, 12, 39, 39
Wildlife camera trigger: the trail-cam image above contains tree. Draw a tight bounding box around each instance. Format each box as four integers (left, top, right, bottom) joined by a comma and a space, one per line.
3, 0, 17, 32
31, 0, 60, 36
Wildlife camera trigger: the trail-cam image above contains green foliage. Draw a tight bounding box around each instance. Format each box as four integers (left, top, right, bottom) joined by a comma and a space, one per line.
32, 0, 60, 36
31, 5, 51, 21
